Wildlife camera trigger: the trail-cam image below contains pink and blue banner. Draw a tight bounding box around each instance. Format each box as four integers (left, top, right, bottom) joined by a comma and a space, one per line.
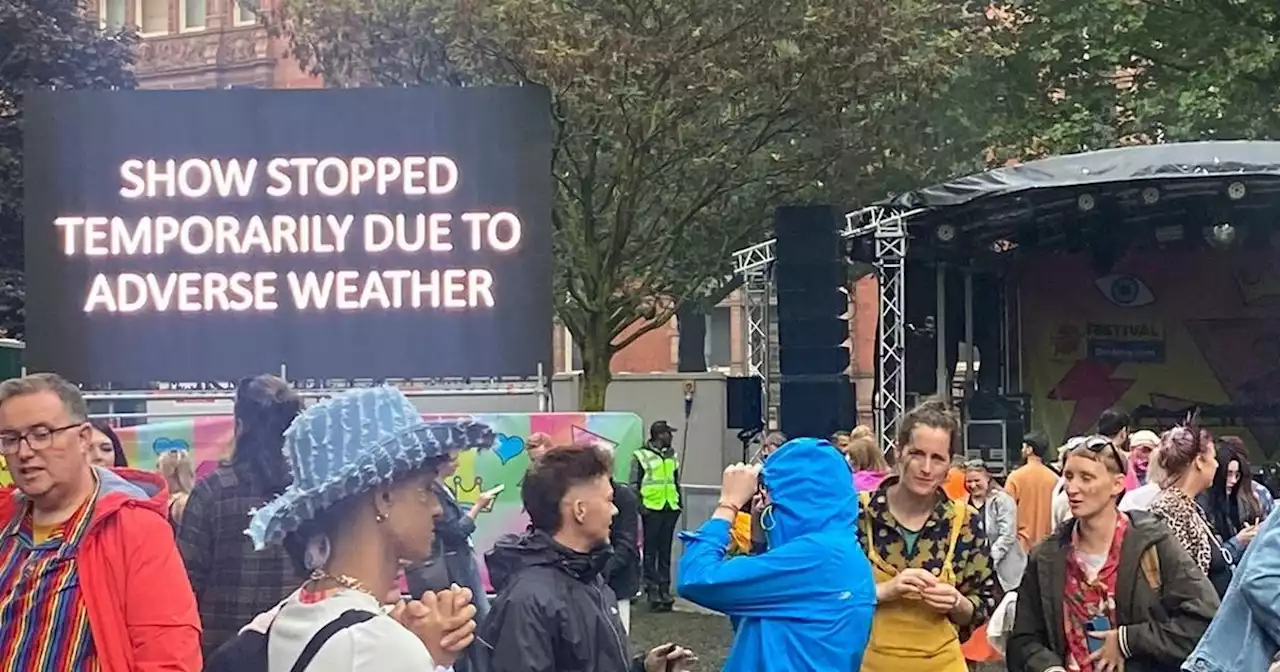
22, 411, 643, 588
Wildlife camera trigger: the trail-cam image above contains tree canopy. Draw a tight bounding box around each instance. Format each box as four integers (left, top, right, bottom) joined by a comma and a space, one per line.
279, 0, 997, 407
0, 0, 137, 339
980, 1, 1280, 162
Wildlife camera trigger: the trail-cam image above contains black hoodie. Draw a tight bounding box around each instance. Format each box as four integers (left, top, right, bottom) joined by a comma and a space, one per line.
483, 530, 645, 672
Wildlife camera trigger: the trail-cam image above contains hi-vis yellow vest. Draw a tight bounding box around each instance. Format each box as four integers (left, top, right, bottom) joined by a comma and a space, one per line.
635, 447, 680, 511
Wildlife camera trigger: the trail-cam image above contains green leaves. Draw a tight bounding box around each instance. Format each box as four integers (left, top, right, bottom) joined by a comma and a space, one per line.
980, 0, 1280, 161
0, 0, 137, 339
278, 0, 996, 400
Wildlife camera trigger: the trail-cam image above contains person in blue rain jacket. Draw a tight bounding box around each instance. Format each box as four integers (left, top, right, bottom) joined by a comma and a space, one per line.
676, 437, 877, 671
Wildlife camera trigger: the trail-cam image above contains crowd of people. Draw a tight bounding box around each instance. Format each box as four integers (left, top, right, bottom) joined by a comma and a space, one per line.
0, 368, 1277, 671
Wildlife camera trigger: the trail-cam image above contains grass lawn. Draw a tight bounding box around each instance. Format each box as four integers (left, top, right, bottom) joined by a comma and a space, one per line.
630, 603, 733, 669
629, 603, 1004, 671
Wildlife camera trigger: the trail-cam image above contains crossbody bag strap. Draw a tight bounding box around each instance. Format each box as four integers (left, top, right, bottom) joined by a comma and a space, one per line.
290, 609, 377, 672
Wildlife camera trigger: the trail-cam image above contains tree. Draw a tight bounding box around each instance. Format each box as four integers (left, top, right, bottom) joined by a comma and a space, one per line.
278, 0, 996, 408
979, 1, 1280, 162
0, 0, 137, 339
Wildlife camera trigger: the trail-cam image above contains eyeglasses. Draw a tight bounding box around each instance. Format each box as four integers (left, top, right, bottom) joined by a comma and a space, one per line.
1081, 435, 1127, 473
0, 423, 84, 456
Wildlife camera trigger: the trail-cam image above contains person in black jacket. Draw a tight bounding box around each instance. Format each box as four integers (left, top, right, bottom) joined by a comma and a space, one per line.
604, 479, 641, 633
484, 443, 694, 672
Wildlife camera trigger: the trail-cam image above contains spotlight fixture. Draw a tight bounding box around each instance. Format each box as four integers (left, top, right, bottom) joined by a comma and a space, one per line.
1205, 223, 1238, 249
1140, 187, 1161, 205
1077, 193, 1097, 212
1227, 182, 1247, 201
935, 223, 957, 243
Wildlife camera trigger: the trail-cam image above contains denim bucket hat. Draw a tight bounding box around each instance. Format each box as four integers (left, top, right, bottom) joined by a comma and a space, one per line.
246, 386, 493, 550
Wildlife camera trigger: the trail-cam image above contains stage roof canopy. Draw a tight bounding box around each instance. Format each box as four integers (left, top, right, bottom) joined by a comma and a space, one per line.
879, 141, 1280, 263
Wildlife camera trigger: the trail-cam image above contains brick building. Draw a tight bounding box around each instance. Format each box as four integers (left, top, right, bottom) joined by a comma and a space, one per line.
107, 3, 877, 421
551, 278, 879, 426
99, 0, 318, 89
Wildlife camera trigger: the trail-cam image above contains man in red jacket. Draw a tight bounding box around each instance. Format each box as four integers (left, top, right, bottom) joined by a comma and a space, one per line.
0, 372, 201, 671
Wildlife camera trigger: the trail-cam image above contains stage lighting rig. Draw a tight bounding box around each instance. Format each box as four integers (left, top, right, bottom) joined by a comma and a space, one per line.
1227, 181, 1247, 201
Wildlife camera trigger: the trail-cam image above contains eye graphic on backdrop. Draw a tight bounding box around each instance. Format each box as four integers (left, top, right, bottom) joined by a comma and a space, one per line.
1095, 274, 1155, 308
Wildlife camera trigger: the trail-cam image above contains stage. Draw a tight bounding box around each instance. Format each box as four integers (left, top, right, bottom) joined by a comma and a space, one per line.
734, 141, 1280, 464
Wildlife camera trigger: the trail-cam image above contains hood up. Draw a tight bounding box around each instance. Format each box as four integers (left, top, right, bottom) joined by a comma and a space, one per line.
761, 438, 857, 546
485, 528, 611, 592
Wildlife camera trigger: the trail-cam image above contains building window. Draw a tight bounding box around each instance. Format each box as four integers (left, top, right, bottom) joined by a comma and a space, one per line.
180, 0, 207, 30
233, 0, 259, 25
100, 0, 126, 29
136, 0, 168, 34
562, 326, 583, 373
708, 306, 732, 369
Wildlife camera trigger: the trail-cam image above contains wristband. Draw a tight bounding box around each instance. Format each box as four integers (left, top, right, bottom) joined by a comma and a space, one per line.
715, 501, 740, 514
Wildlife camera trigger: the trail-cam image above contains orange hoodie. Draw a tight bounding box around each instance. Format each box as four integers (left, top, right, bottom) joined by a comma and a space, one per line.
0, 467, 202, 672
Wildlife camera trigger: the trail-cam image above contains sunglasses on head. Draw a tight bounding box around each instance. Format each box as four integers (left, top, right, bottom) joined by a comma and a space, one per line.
1081, 435, 1127, 472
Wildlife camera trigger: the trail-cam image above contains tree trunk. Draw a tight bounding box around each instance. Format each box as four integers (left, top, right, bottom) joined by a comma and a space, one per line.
579, 354, 612, 411
675, 303, 708, 372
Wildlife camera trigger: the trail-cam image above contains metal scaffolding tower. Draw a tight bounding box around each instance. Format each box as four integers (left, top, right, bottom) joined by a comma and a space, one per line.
731, 205, 921, 437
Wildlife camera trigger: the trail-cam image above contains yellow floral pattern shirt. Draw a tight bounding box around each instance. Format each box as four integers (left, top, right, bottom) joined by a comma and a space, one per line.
855, 477, 1001, 639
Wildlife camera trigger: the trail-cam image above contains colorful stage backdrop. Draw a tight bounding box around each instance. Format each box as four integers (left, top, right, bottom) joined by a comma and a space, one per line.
1021, 250, 1280, 457
0, 411, 644, 589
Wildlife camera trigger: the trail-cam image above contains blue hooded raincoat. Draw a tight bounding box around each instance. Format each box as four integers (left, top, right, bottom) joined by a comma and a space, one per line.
676, 438, 876, 671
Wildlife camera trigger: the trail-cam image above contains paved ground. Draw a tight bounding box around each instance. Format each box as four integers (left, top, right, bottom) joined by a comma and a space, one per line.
629, 601, 1003, 670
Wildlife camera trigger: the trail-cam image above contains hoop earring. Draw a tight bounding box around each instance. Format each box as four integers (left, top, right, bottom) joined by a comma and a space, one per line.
303, 534, 330, 571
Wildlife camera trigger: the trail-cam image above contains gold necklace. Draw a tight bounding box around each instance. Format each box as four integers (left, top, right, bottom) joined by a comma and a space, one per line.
309, 568, 375, 598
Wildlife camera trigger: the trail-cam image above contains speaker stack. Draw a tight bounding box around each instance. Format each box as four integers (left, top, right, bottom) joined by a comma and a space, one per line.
773, 205, 855, 439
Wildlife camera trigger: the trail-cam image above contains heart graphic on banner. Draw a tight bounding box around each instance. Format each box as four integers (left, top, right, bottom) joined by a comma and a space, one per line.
493, 434, 525, 464
152, 437, 190, 454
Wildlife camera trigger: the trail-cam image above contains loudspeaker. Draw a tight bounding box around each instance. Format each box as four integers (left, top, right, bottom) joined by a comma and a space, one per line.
778, 377, 855, 439
773, 204, 855, 438
725, 376, 764, 430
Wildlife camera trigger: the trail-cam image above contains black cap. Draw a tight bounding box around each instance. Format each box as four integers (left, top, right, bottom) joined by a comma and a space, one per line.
649, 420, 677, 437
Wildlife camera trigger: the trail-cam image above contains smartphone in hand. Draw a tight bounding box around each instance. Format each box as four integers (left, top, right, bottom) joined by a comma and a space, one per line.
1084, 614, 1111, 653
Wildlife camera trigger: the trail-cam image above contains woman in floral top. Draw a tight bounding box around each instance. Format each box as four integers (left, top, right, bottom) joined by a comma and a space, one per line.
1148, 423, 1244, 596
1006, 435, 1217, 672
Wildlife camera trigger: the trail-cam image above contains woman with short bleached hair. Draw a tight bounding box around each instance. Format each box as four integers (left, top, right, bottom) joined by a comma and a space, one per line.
1006, 435, 1217, 672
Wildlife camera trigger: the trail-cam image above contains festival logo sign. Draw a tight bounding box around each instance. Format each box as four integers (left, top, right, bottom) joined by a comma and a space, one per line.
1021, 250, 1280, 453
23, 87, 553, 385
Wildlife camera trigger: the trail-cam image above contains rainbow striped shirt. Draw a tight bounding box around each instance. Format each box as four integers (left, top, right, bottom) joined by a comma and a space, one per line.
0, 482, 100, 671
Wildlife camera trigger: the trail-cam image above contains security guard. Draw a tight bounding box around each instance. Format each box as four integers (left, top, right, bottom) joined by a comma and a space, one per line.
630, 420, 682, 612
